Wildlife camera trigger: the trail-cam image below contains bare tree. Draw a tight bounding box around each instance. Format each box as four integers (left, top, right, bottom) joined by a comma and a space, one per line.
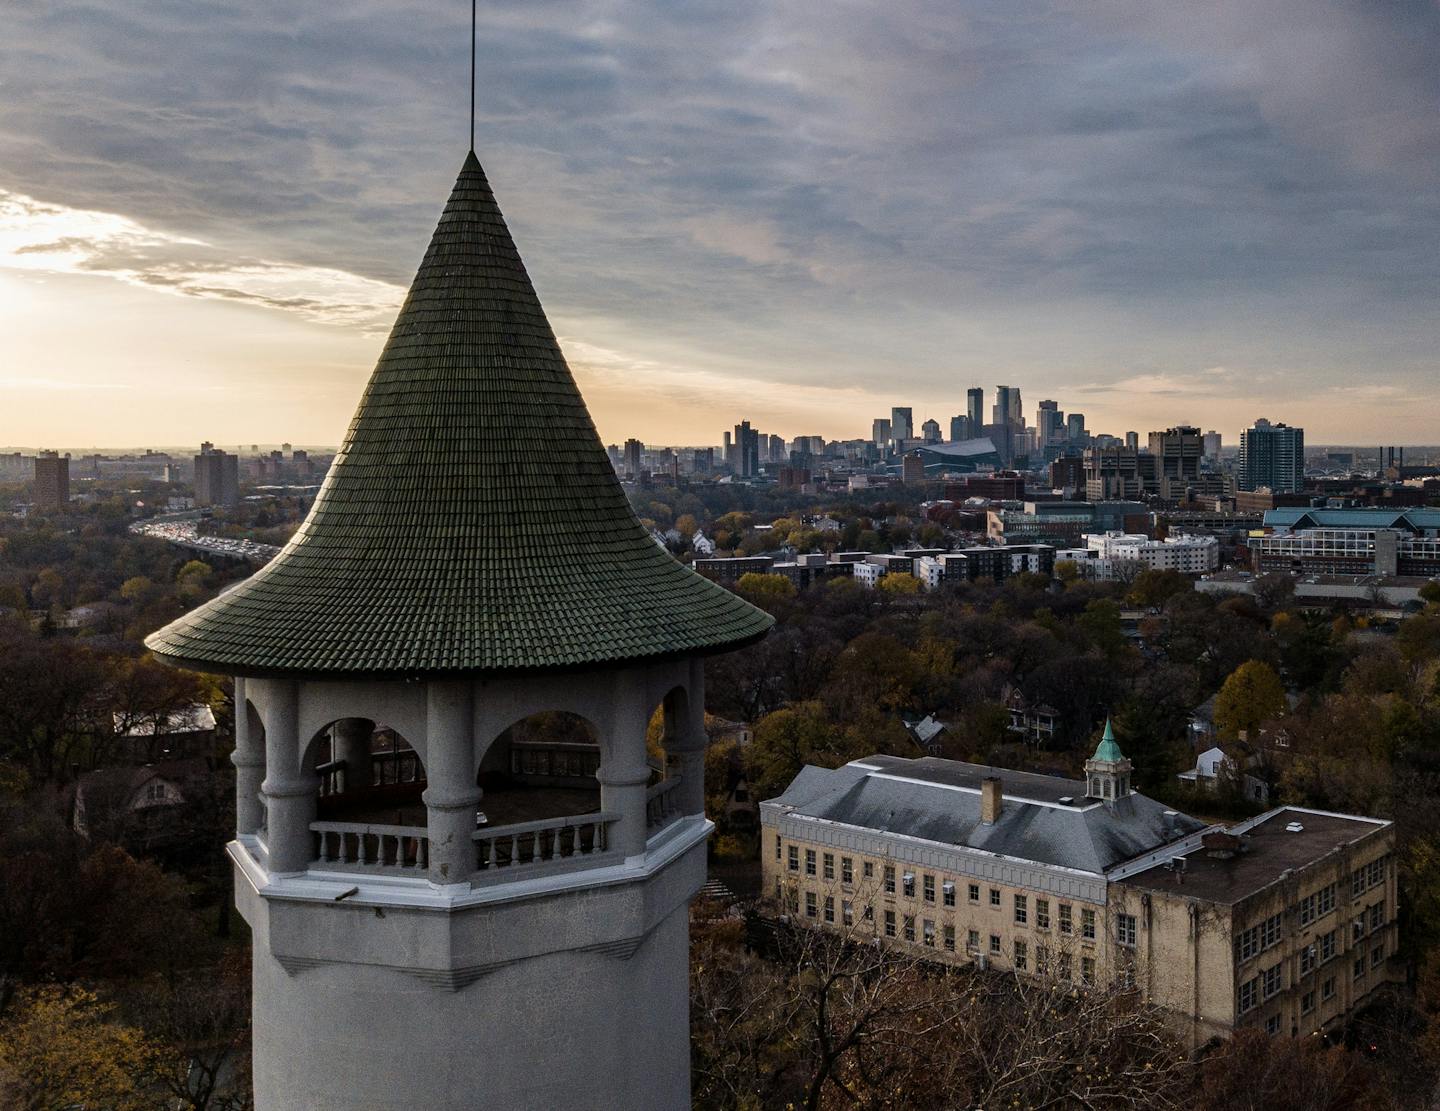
692, 907, 1193, 1111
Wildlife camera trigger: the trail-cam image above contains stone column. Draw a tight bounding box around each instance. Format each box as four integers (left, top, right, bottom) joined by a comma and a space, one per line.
231, 676, 266, 836
599, 669, 652, 860
663, 658, 709, 818
258, 679, 317, 875
424, 680, 480, 889
332, 717, 375, 793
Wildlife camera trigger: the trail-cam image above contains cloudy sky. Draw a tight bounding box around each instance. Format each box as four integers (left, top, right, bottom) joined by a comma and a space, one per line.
2, 0, 1438, 449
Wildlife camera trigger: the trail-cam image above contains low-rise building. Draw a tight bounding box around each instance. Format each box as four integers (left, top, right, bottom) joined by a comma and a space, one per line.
1177, 745, 1270, 804
1249, 509, 1440, 576
1056, 531, 1220, 580
693, 555, 774, 582
761, 726, 1396, 1049
987, 501, 1093, 547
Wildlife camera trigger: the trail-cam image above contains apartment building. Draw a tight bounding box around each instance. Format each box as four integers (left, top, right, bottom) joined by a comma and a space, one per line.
761, 731, 1396, 1048
1056, 531, 1220, 580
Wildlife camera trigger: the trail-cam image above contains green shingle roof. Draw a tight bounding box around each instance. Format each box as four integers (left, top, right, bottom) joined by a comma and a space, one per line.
145, 151, 772, 679
1091, 718, 1125, 763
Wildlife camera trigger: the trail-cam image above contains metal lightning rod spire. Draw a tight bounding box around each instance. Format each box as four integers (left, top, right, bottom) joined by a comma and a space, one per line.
469, 0, 477, 152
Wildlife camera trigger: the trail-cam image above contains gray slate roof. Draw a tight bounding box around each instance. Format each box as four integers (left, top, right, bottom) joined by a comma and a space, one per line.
769, 755, 1205, 875
145, 151, 772, 678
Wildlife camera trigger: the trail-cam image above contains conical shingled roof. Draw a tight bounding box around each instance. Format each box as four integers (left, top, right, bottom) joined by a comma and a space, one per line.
146, 152, 773, 678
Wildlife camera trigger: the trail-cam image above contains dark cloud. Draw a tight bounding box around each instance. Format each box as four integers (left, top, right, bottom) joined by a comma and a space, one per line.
1, 0, 1437, 428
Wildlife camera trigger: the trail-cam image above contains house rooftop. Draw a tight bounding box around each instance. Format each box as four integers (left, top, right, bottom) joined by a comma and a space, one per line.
1116, 807, 1390, 905
765, 754, 1205, 875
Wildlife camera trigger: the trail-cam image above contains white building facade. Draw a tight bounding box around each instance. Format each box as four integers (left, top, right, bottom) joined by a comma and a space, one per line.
1057, 531, 1219, 580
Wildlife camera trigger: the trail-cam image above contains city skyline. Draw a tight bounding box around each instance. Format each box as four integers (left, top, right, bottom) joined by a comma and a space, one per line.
3, 3, 1439, 446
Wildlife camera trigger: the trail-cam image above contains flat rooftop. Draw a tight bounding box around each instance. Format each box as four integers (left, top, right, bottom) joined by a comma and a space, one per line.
1118, 807, 1389, 905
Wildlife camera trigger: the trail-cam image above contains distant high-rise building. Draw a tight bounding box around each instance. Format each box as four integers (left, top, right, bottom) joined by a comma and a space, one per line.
1125, 431, 1139, 451
33, 450, 70, 512
949, 415, 970, 443
1202, 430, 1222, 463
920, 418, 942, 444
1148, 426, 1203, 500
1036, 400, 1062, 445
902, 452, 926, 484
1239, 419, 1304, 493
733, 421, 760, 478
623, 438, 643, 477
966, 387, 985, 432
890, 407, 913, 445
993, 385, 1022, 428
1067, 413, 1088, 443
194, 443, 240, 508
872, 418, 892, 448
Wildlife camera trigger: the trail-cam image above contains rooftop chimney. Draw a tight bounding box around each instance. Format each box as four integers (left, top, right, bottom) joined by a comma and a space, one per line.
981, 776, 1003, 824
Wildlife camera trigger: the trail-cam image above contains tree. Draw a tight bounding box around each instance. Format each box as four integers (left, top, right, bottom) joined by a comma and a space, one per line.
1420, 581, 1440, 607
744, 703, 842, 803
1078, 598, 1127, 660
877, 571, 922, 597
692, 917, 1192, 1110
1213, 660, 1286, 740
736, 572, 797, 609
1253, 572, 1297, 613
1196, 1028, 1374, 1111
123, 952, 253, 1111
1397, 612, 1440, 666
1127, 569, 1191, 609
1054, 560, 1080, 585
0, 986, 164, 1111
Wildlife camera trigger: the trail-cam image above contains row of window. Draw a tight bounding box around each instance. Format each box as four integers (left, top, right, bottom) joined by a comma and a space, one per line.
790, 884, 1105, 985
782, 841, 1107, 940
878, 909, 1099, 983
1242, 938, 1387, 1019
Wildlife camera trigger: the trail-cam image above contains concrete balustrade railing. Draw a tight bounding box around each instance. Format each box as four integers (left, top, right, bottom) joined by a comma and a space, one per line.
311, 821, 430, 872
471, 811, 620, 879
645, 776, 684, 831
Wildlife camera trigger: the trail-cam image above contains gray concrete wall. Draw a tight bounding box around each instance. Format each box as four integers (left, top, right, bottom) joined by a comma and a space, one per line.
250, 906, 691, 1110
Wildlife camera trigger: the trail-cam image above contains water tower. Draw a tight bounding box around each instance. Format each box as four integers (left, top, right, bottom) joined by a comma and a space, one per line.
147, 151, 771, 1109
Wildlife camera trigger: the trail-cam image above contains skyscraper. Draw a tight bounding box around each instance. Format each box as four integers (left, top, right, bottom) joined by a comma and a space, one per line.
921, 418, 942, 443
993, 385, 1017, 427
1036, 400, 1062, 446
733, 421, 760, 477
1125, 431, 1139, 451
949, 415, 969, 442
1239, 419, 1304, 492
145, 149, 772, 1110
1067, 413, 1088, 443
32, 450, 69, 512
966, 387, 984, 431
1203, 430, 1222, 463
872, 418, 891, 448
891, 407, 913, 445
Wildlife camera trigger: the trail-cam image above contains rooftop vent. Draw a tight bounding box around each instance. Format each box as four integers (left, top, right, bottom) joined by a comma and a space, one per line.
1057, 796, 1075, 805
1285, 821, 1305, 833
